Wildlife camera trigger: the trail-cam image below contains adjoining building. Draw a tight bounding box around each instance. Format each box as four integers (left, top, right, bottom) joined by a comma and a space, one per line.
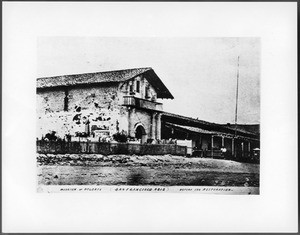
36, 67, 260, 159
161, 112, 260, 159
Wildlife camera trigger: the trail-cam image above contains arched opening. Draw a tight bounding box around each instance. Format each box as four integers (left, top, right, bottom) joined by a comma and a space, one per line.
135, 125, 147, 143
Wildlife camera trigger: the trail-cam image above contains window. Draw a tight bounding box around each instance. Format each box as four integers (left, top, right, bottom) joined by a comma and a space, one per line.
129, 84, 134, 93
136, 80, 140, 93
64, 89, 69, 111
129, 80, 135, 94
145, 85, 149, 98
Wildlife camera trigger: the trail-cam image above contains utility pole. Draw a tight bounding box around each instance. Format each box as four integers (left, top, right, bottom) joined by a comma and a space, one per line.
234, 56, 240, 158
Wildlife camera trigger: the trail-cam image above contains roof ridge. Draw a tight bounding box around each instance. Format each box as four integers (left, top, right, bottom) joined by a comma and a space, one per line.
162, 111, 259, 136
37, 67, 152, 80
36, 67, 173, 99
162, 111, 217, 125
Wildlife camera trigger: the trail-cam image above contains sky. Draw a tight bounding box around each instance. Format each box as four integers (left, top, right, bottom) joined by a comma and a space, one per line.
37, 37, 260, 124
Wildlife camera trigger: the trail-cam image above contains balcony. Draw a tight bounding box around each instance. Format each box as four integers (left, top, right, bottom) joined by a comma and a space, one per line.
123, 96, 163, 111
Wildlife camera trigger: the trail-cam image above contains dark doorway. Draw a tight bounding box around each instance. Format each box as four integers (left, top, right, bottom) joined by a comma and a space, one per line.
135, 125, 147, 143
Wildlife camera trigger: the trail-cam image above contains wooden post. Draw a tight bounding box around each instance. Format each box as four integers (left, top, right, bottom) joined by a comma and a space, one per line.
232, 138, 235, 158
211, 135, 214, 158
54, 141, 57, 154
151, 113, 156, 139
222, 136, 224, 146
79, 136, 81, 153
199, 135, 202, 149
157, 113, 162, 140
128, 107, 132, 137
241, 142, 244, 158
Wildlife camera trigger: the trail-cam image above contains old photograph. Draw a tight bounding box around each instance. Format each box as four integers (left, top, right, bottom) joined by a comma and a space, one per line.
4, 1, 298, 233
36, 37, 260, 194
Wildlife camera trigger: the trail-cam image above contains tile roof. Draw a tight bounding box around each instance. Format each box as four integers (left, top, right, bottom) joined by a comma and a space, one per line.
162, 112, 259, 139
219, 125, 259, 136
162, 112, 219, 127
165, 122, 259, 141
165, 122, 221, 135
220, 124, 260, 134
37, 68, 151, 88
37, 67, 174, 99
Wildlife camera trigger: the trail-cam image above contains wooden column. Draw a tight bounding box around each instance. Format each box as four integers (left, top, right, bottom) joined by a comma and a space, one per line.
199, 135, 202, 148
156, 113, 162, 140
211, 135, 214, 158
241, 142, 244, 158
128, 108, 132, 136
151, 113, 156, 140
248, 141, 251, 158
232, 138, 235, 158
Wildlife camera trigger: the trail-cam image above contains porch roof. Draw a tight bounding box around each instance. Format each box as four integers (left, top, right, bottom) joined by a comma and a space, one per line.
165, 122, 259, 141
165, 122, 221, 135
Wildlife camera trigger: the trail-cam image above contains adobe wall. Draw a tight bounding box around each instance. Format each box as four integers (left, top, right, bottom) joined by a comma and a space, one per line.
118, 74, 161, 140
127, 108, 152, 139
37, 89, 65, 113
36, 84, 130, 139
37, 74, 162, 141
119, 74, 157, 101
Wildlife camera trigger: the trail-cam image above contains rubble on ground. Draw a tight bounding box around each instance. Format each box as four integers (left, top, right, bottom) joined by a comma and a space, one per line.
36, 153, 259, 174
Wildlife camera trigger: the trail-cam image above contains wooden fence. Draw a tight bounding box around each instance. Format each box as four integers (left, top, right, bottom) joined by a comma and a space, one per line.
36, 140, 187, 156
192, 149, 253, 160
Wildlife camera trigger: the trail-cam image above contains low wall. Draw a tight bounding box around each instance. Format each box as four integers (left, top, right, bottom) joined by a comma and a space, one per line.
36, 140, 187, 156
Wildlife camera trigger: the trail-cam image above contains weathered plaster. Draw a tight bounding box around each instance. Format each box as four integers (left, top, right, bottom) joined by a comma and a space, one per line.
37, 74, 162, 141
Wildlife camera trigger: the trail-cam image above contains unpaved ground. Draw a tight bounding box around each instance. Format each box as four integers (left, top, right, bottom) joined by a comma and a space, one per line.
37, 154, 259, 186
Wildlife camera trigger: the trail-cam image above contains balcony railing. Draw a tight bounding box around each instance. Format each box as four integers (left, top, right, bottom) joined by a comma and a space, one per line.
123, 96, 163, 111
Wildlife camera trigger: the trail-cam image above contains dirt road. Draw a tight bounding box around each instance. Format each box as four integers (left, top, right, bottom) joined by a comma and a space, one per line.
37, 154, 259, 187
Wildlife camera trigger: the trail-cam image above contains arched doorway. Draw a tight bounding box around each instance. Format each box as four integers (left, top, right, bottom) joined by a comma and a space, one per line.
135, 125, 147, 143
